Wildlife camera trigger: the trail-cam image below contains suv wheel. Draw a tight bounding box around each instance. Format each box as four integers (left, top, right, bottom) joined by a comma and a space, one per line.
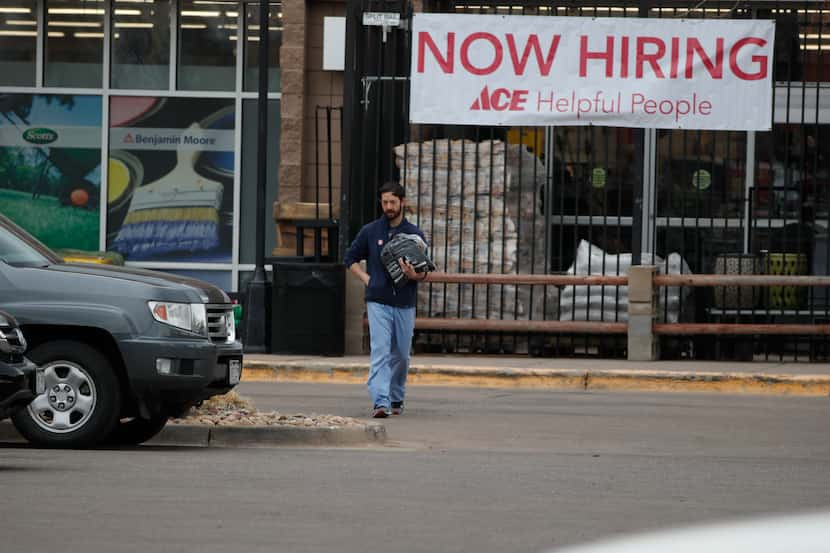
105, 414, 169, 446
12, 340, 121, 448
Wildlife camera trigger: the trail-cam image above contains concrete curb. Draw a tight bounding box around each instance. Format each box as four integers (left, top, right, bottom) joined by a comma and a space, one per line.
0, 420, 386, 448
243, 361, 830, 397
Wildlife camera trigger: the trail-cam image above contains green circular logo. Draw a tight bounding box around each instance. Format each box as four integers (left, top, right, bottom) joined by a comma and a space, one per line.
691, 169, 712, 190
23, 128, 58, 145
591, 167, 607, 189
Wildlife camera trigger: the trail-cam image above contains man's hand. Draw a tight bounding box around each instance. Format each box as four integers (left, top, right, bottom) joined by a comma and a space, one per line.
399, 258, 425, 281
348, 262, 371, 287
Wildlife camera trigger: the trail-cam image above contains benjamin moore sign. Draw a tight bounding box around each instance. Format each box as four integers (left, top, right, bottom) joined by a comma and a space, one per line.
109, 127, 234, 151
410, 14, 775, 130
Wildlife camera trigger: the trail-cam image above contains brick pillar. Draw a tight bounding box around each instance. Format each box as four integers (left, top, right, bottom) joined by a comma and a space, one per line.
627, 265, 659, 361
279, 0, 307, 204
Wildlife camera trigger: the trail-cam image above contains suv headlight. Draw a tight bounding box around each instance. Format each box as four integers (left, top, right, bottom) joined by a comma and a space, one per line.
148, 302, 207, 335
225, 310, 236, 343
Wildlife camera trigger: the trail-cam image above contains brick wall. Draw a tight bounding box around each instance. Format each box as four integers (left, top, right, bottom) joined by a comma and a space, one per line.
278, 0, 345, 209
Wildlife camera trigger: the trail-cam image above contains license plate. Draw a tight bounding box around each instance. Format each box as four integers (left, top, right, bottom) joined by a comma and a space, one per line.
228, 359, 242, 385
35, 367, 46, 394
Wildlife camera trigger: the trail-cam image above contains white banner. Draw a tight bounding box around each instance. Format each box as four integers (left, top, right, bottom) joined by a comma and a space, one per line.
410, 14, 775, 130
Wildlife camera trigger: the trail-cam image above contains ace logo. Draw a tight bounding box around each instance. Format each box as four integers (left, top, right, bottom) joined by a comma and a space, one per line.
470, 86, 529, 111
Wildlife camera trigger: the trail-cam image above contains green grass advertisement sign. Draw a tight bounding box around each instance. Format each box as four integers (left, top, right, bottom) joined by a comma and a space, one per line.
0, 94, 102, 251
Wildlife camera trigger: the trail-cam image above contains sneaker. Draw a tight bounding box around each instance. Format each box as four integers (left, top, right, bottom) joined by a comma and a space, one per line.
391, 402, 404, 416
372, 406, 390, 418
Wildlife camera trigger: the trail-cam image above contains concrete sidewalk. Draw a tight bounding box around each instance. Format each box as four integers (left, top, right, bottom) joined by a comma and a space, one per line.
243, 354, 830, 396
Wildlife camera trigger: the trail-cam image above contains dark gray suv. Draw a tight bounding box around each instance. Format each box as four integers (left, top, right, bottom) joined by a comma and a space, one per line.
0, 214, 243, 448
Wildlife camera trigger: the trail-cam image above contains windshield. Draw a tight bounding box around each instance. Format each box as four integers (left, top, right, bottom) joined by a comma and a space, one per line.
0, 214, 61, 267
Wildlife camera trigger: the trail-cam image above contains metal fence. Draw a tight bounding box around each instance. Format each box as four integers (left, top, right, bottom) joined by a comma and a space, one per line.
340, 0, 830, 360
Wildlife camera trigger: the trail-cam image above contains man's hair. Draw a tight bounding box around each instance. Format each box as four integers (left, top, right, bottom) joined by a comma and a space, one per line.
378, 181, 405, 200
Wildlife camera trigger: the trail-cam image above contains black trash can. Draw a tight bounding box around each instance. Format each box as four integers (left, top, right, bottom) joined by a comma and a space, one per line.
271, 262, 345, 355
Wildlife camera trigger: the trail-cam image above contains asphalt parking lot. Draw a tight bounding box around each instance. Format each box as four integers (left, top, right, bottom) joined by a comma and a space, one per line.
2, 382, 829, 553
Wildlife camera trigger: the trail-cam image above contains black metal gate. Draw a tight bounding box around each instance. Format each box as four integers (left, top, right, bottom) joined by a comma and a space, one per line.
341, 0, 830, 360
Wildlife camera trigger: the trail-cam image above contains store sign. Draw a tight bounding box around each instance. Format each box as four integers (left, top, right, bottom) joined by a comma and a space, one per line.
109, 127, 234, 151
22, 128, 58, 145
0, 126, 100, 149
410, 14, 775, 130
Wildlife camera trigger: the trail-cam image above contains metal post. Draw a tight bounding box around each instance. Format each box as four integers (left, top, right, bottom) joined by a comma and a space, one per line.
243, 0, 272, 353
341, 0, 362, 258
631, 0, 651, 266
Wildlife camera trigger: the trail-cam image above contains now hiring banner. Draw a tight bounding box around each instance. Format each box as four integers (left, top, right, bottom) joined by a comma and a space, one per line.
410, 14, 775, 130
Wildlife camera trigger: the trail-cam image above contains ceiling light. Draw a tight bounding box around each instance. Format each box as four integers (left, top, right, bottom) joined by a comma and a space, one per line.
0, 29, 36, 36
6, 19, 37, 25
48, 8, 105, 15
48, 31, 65, 37
180, 23, 207, 29
74, 32, 104, 38
49, 21, 103, 27
226, 11, 238, 17
114, 9, 142, 15
114, 22, 153, 28
181, 10, 220, 16
0, 7, 31, 13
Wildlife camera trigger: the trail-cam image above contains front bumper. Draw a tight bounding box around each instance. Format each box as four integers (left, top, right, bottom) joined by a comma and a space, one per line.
120, 337, 244, 407
0, 357, 40, 420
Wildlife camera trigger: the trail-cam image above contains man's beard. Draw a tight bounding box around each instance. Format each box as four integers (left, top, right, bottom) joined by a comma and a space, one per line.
384, 207, 401, 220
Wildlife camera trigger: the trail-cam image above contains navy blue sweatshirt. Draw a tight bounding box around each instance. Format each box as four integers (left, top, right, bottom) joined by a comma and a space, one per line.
344, 216, 426, 308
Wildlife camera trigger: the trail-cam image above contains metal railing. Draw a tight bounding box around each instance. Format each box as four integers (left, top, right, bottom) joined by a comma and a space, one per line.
403, 270, 830, 360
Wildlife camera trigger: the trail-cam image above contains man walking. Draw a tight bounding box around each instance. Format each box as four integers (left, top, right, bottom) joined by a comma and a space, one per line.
344, 182, 430, 418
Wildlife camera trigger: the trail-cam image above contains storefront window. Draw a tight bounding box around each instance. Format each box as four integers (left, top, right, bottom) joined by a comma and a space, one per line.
178, 0, 237, 91
0, 0, 36, 86
107, 96, 236, 262
754, 125, 830, 220
243, 2, 282, 92
111, 0, 171, 90
752, 124, 830, 279
240, 98, 279, 264
0, 93, 102, 251
753, 5, 830, 83
550, 126, 638, 217
656, 130, 746, 220
45, 0, 104, 88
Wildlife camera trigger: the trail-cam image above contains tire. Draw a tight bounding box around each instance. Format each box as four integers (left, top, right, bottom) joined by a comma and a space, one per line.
12, 340, 122, 449
105, 415, 169, 446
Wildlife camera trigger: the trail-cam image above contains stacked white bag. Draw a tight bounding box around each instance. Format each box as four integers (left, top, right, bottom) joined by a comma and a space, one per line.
395, 139, 517, 319
393, 139, 557, 322
559, 240, 692, 324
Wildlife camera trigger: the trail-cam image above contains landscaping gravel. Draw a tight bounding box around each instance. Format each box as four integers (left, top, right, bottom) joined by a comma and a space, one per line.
169, 392, 366, 428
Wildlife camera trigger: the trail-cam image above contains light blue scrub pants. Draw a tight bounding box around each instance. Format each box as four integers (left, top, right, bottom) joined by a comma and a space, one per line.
366, 301, 416, 409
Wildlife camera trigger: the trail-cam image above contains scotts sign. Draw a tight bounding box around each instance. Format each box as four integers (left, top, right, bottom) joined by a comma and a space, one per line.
22, 128, 59, 145
410, 15, 775, 130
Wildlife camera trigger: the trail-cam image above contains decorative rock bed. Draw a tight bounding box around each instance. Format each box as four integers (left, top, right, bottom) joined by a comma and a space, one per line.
169, 392, 366, 429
